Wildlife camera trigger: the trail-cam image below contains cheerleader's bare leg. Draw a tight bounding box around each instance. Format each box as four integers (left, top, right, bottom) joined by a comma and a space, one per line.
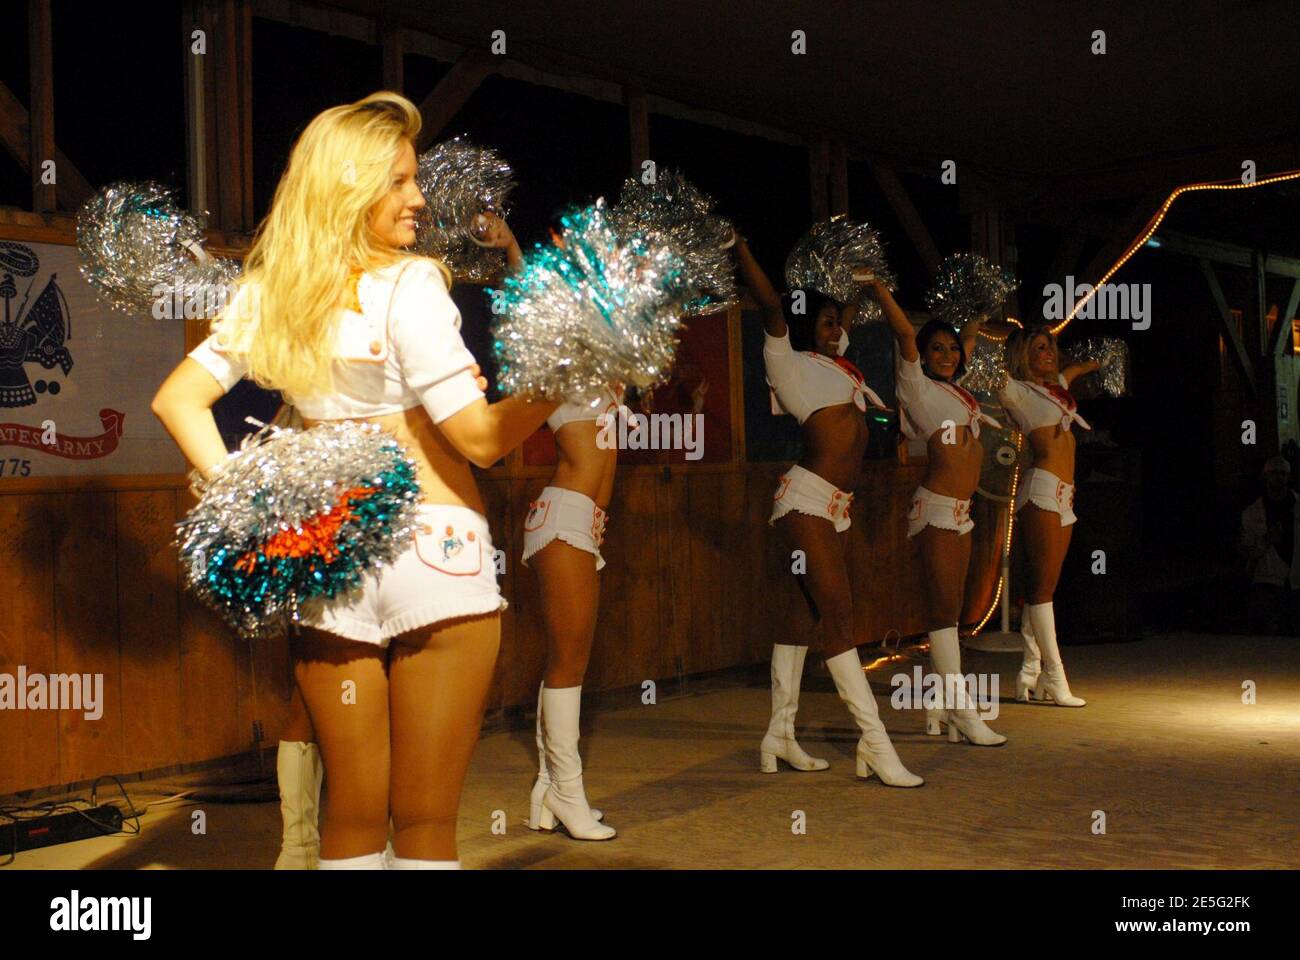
1019, 504, 1085, 706
528, 540, 614, 840
774, 512, 922, 786
293, 629, 391, 869
915, 525, 1005, 744
387, 612, 502, 866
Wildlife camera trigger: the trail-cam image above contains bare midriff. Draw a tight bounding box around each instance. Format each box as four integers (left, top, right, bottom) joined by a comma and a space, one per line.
798, 402, 869, 492
552, 419, 618, 508
921, 425, 983, 499
1025, 421, 1076, 483
303, 405, 486, 515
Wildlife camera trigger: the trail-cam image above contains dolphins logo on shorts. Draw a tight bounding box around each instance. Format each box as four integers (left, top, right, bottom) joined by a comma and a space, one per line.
440, 527, 464, 561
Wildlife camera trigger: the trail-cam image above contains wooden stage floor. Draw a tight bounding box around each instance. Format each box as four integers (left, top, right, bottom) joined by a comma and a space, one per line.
11, 632, 1299, 869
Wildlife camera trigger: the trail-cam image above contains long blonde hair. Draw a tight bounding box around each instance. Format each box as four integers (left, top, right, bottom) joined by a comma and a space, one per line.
220, 92, 423, 400
1005, 324, 1057, 382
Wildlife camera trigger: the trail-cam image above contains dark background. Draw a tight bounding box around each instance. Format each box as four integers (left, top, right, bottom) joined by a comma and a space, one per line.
6, 1, 1300, 636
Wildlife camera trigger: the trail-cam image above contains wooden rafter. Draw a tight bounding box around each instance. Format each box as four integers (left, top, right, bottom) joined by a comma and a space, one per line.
867, 157, 941, 275
414, 48, 497, 151
1275, 278, 1300, 357
0, 81, 92, 210
1201, 258, 1256, 395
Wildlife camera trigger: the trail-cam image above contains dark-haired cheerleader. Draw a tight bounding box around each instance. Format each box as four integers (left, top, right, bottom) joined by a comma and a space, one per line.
735, 237, 922, 787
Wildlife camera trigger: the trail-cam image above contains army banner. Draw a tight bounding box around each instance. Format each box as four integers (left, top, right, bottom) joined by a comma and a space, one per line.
0, 238, 185, 478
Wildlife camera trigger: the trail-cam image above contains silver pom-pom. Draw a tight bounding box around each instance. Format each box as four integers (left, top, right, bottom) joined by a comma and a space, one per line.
1063, 337, 1131, 398
924, 252, 1018, 328
177, 419, 422, 639
413, 137, 516, 284
957, 333, 1010, 398
784, 217, 896, 323
489, 200, 695, 400
608, 170, 737, 316
77, 181, 240, 318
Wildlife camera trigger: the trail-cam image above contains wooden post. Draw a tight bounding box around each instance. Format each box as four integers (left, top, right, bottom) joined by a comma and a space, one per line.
809, 138, 829, 222
237, 0, 253, 228
28, 0, 55, 213
626, 86, 650, 177
213, 0, 243, 230
183, 2, 208, 217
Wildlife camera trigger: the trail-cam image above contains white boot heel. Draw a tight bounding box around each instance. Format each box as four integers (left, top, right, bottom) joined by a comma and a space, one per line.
1026, 602, 1085, 708
531, 683, 601, 829
1016, 615, 1041, 701
854, 740, 924, 787
928, 627, 1007, 745
541, 685, 615, 841
759, 645, 830, 773
528, 780, 557, 831
826, 649, 924, 788
925, 709, 944, 736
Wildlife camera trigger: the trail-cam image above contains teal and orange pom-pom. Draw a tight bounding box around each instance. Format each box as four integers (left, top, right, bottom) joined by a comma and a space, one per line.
177, 420, 422, 638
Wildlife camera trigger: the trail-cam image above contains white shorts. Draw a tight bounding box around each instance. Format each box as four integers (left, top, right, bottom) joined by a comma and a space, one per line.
907, 486, 974, 538
769, 464, 854, 533
521, 486, 608, 571
1015, 467, 1077, 526
296, 504, 506, 646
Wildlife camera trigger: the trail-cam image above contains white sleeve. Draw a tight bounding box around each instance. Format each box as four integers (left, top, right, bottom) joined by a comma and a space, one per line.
188, 333, 248, 393
894, 353, 924, 404
997, 378, 1030, 430
762, 330, 798, 388
390, 260, 484, 424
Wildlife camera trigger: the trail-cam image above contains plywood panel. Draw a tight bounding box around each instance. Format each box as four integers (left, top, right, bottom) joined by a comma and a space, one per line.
2, 453, 995, 794
0, 495, 59, 793
117, 490, 183, 772
52, 491, 123, 783
176, 490, 244, 764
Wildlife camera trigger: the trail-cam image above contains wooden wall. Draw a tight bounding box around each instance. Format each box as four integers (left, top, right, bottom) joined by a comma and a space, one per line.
0, 455, 1009, 796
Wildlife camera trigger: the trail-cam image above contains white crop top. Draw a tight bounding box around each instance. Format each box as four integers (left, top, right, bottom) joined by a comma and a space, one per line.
896, 355, 1001, 441
998, 375, 1091, 434
187, 258, 483, 424
763, 331, 884, 426
548, 384, 626, 433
